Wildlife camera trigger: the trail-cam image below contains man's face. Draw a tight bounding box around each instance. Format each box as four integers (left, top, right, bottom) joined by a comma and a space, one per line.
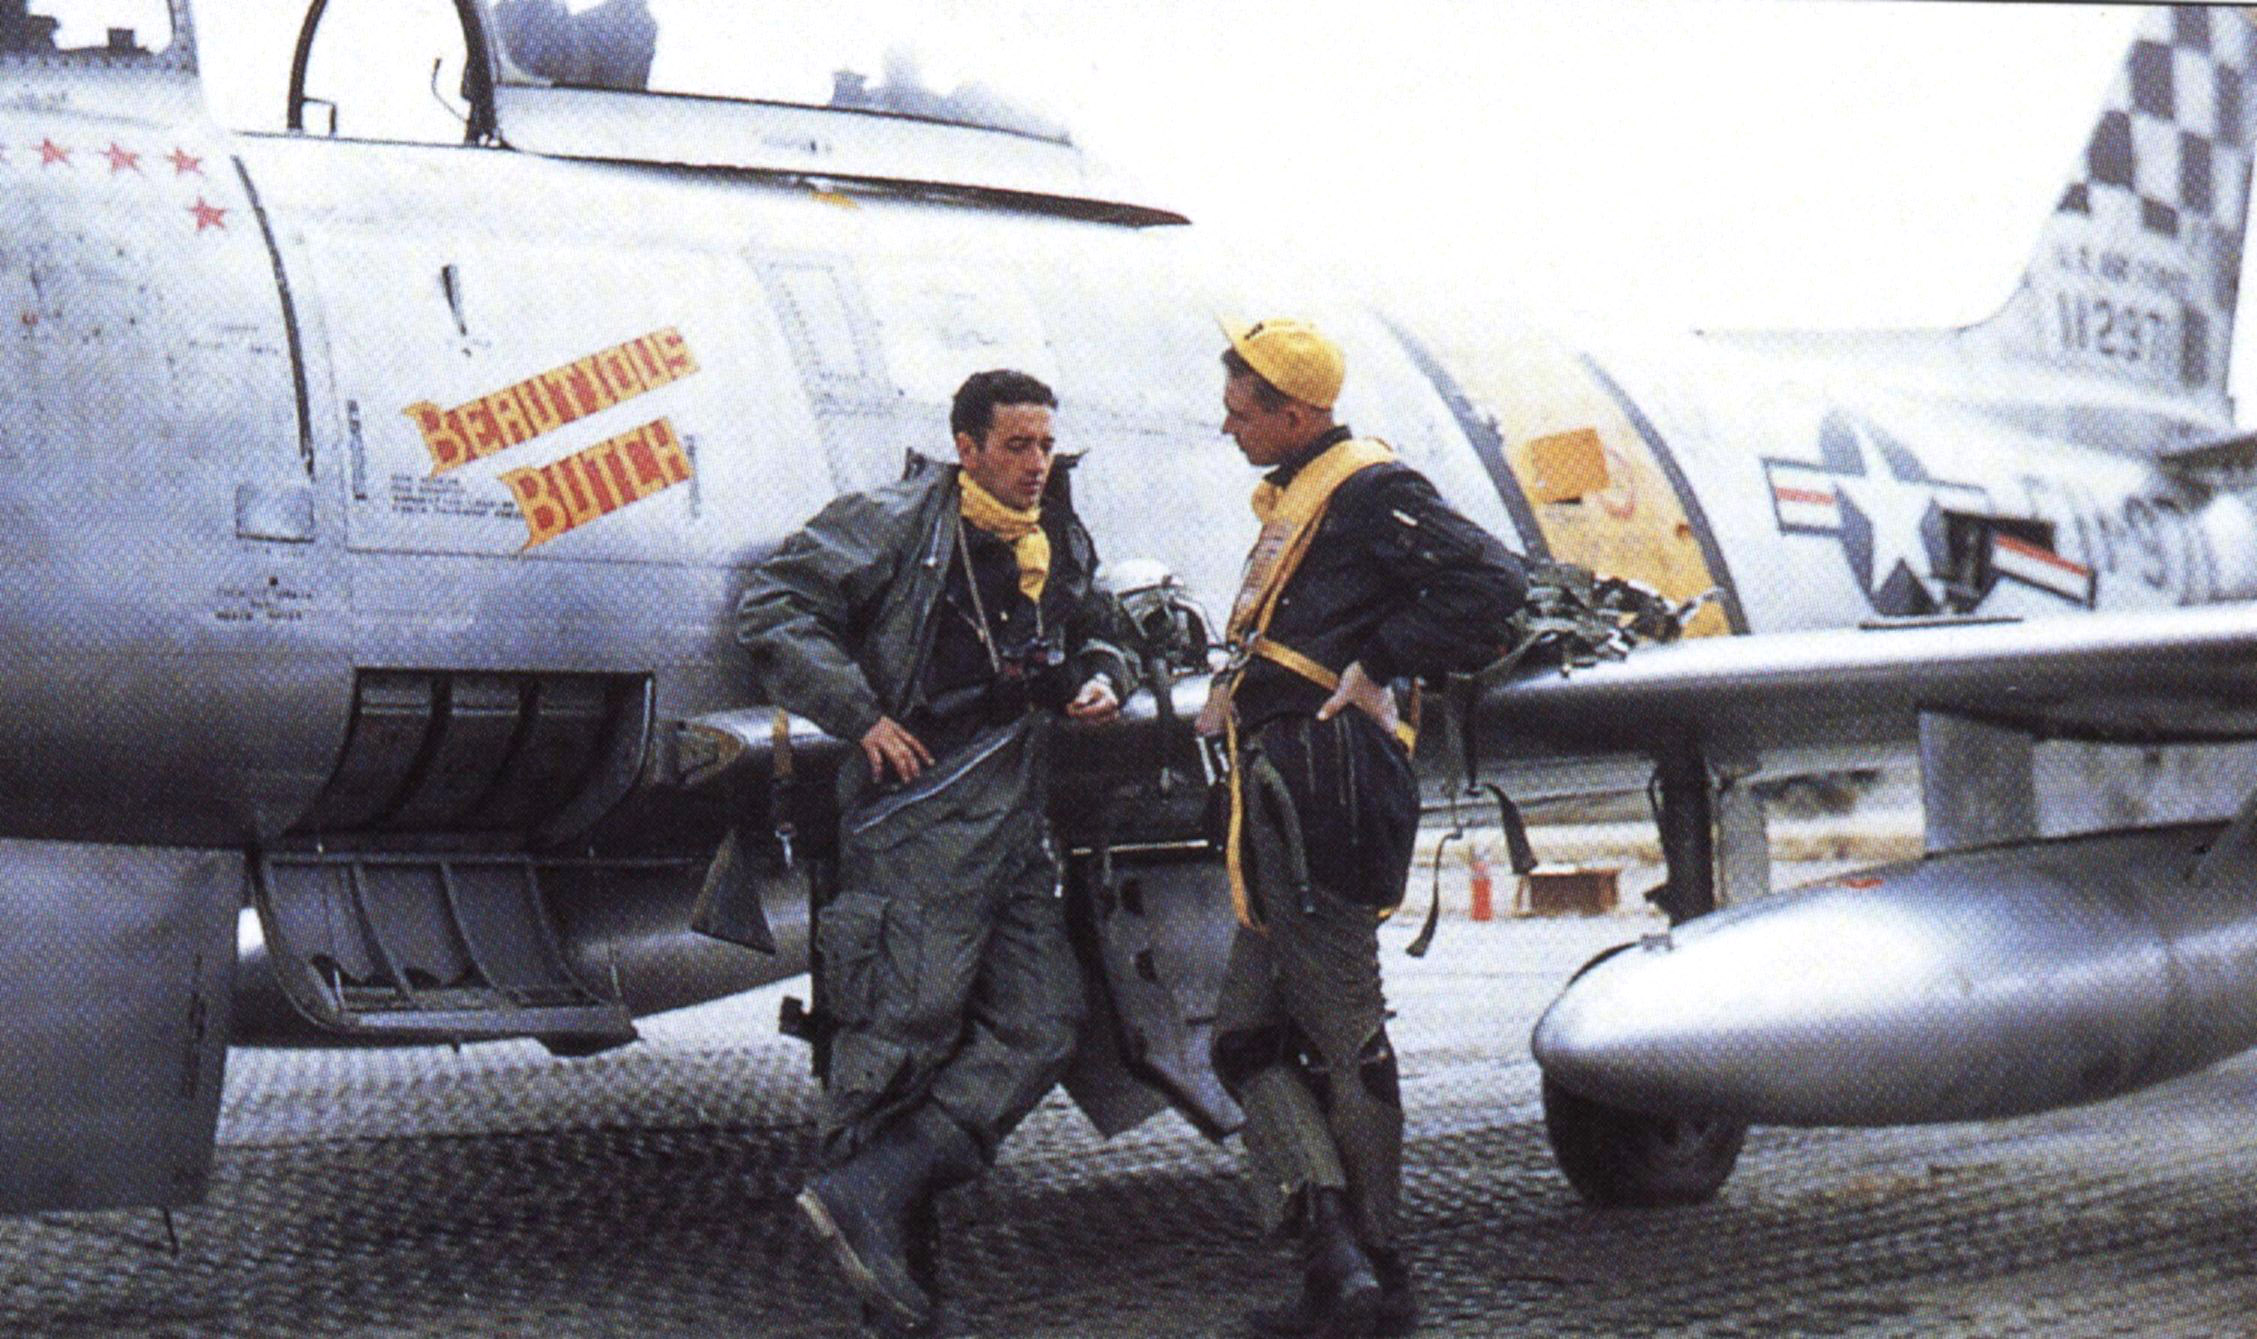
957, 402, 1056, 510
1222, 373, 1307, 468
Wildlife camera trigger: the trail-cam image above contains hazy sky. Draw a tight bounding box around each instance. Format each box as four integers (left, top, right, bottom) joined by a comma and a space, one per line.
181, 3, 2220, 402
1046, 3, 2145, 339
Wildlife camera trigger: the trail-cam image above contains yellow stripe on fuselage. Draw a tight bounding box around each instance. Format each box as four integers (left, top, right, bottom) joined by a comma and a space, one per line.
1438, 334, 1731, 639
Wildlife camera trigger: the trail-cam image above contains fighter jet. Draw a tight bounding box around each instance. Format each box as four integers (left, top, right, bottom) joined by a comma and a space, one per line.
7, 0, 2257, 1218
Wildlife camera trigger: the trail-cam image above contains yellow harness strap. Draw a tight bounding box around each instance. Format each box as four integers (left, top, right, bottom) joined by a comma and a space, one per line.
1249, 636, 1420, 752
1216, 438, 1402, 932
1224, 710, 1253, 928
1230, 440, 1398, 643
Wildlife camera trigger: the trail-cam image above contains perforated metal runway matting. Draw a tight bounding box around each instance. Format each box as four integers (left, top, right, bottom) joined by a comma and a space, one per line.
5, 907, 2255, 1337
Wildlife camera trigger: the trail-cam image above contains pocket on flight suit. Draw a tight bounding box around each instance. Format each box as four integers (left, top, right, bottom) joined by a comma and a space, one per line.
842, 721, 1027, 862
1257, 713, 1419, 908
1337, 710, 1419, 901
814, 890, 912, 1109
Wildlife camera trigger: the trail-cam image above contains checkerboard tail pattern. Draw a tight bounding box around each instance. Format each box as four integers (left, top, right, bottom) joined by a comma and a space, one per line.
1996, 6, 2256, 407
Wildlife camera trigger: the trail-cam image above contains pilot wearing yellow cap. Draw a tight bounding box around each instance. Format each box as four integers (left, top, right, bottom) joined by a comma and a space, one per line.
1200, 316, 1528, 1339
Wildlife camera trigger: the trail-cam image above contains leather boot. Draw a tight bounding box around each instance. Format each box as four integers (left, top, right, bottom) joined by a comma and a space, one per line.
905, 1189, 941, 1301
856, 1191, 943, 1338
1367, 1245, 1419, 1337
798, 1109, 973, 1330
1245, 1188, 1382, 1338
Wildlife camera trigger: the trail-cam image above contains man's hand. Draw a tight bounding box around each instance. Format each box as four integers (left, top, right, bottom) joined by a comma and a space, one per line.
1065, 677, 1121, 724
860, 715, 934, 784
1315, 661, 1399, 734
1194, 680, 1231, 738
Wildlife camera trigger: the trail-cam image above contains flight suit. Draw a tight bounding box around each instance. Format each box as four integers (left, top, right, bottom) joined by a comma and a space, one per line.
737, 458, 1130, 1162
1211, 427, 1527, 1251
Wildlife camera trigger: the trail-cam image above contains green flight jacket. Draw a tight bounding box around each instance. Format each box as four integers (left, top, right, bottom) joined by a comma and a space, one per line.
734, 459, 1132, 748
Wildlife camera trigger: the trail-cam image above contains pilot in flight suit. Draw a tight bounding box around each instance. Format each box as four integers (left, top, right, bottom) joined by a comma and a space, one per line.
1198, 319, 1528, 1339
737, 369, 1132, 1333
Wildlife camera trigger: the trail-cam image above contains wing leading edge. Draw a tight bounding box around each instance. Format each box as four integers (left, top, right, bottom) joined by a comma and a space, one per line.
1476, 602, 2257, 759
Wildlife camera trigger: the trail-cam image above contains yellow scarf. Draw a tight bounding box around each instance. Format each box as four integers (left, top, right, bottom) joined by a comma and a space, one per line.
959, 472, 1050, 602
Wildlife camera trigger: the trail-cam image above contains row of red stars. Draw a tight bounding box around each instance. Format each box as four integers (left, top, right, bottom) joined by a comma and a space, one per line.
8, 138, 228, 231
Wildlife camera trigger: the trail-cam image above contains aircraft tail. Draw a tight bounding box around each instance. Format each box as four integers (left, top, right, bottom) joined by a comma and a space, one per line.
1972, 5, 2257, 425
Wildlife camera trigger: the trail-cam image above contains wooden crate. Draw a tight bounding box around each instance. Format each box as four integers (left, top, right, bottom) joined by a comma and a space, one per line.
1519, 867, 1619, 917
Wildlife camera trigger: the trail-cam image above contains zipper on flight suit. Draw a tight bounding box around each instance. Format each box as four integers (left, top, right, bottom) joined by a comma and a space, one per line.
895, 485, 960, 725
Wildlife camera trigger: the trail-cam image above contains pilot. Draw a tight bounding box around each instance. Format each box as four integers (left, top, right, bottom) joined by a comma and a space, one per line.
737, 369, 1131, 1333
1197, 319, 1527, 1338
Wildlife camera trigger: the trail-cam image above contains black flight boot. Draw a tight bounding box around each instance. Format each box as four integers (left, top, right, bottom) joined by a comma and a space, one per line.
798, 1115, 945, 1331
852, 1194, 946, 1338
1366, 1245, 1419, 1337
905, 1189, 941, 1302
1246, 1188, 1383, 1339
858, 1110, 981, 1336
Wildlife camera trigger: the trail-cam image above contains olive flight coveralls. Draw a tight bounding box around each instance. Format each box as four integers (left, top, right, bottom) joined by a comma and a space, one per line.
736, 458, 1132, 1165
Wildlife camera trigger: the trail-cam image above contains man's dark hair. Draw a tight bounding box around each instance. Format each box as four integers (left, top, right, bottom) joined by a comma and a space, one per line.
952, 369, 1058, 442
1221, 348, 1292, 410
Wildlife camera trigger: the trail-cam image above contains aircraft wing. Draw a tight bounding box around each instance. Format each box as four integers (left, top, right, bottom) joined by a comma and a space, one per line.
689, 603, 2257, 795
1473, 602, 2257, 759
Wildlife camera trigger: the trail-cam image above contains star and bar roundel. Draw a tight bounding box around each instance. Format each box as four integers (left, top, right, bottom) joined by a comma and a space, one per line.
1763, 410, 2095, 615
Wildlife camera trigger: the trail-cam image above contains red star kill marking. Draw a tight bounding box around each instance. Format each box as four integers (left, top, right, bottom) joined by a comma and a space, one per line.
37, 139, 70, 167
102, 143, 141, 174
187, 197, 227, 231
168, 147, 203, 176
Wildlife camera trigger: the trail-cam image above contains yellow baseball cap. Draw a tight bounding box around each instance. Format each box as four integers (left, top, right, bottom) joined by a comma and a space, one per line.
1221, 316, 1345, 410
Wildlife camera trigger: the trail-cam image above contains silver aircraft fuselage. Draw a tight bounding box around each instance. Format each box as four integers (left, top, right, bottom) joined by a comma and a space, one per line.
11, 0, 2257, 1215
6, 22, 2247, 849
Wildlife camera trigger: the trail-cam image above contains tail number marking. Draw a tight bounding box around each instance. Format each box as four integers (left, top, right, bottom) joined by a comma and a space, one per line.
2055, 290, 2171, 369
